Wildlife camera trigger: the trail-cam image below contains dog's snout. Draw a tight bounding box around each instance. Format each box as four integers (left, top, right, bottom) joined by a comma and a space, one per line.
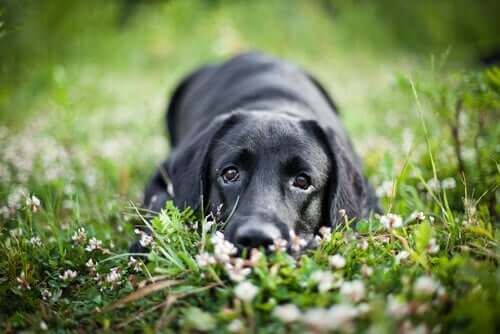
234, 224, 282, 249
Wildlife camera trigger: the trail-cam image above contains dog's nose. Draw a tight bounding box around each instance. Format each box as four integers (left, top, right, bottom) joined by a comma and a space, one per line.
234, 224, 281, 249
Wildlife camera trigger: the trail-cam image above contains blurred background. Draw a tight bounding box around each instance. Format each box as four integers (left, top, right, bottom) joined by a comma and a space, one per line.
0, 0, 499, 201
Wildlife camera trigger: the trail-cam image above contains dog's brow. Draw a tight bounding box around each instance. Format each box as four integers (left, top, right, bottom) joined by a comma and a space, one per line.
214, 139, 247, 153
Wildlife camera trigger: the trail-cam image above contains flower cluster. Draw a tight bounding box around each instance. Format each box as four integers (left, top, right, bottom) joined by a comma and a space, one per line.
273, 303, 362, 332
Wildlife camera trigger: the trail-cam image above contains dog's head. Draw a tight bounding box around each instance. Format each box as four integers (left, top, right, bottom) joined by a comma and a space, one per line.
166, 108, 373, 250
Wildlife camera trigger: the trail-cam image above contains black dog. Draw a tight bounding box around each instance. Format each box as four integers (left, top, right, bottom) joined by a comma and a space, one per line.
138, 52, 379, 251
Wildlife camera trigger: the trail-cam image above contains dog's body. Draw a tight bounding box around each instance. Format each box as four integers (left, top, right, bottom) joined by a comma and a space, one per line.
141, 52, 379, 250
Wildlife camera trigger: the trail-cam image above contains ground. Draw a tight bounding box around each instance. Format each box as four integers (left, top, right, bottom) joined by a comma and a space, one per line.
0, 1, 499, 333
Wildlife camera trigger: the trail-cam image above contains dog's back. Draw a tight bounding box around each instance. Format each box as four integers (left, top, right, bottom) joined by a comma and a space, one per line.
166, 52, 340, 148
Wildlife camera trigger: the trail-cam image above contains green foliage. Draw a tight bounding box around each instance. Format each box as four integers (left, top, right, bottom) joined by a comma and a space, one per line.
0, 0, 499, 332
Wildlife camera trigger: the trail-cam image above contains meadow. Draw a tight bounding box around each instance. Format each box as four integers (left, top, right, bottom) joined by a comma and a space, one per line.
0, 1, 499, 332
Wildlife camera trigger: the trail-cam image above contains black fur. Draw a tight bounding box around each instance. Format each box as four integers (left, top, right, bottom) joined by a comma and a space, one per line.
134, 52, 379, 252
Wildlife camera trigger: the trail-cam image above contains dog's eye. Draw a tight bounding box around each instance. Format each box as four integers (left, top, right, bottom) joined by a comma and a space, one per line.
222, 167, 239, 183
293, 174, 311, 190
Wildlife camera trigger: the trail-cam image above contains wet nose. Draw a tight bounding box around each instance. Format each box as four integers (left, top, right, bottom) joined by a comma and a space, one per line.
234, 224, 282, 249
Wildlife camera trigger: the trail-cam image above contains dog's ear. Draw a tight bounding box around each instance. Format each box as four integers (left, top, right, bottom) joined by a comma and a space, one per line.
303, 120, 378, 227
165, 113, 238, 211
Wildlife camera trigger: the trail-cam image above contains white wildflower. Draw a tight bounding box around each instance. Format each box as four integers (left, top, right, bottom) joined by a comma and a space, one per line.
414, 276, 440, 297
395, 250, 410, 264
7, 186, 27, 209
86, 258, 97, 273
358, 239, 369, 250
0, 206, 11, 219
25, 195, 41, 213
225, 258, 251, 282
41, 288, 52, 301
29, 236, 42, 247
311, 270, 334, 292
134, 229, 153, 248
211, 232, 237, 263
318, 226, 332, 240
427, 178, 441, 191
340, 280, 365, 303
273, 303, 301, 323
128, 256, 142, 273
105, 267, 122, 288
40, 320, 48, 331
327, 304, 359, 331
357, 303, 371, 316
386, 295, 409, 319
248, 248, 263, 267
441, 177, 456, 190
427, 238, 440, 254
227, 319, 243, 333
269, 237, 288, 252
361, 264, 373, 277
301, 308, 333, 330
380, 213, 403, 229
16, 272, 31, 290
195, 252, 216, 268
328, 254, 346, 269
59, 269, 78, 281
338, 208, 347, 218
71, 227, 87, 245
289, 230, 307, 252
85, 237, 103, 252
410, 211, 426, 221
234, 281, 258, 302
376, 180, 394, 198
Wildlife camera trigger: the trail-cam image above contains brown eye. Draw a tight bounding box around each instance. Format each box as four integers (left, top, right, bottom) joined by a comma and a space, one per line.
222, 167, 239, 183
293, 174, 311, 190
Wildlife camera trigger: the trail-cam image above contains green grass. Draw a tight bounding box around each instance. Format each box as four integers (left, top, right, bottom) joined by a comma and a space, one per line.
0, 1, 499, 332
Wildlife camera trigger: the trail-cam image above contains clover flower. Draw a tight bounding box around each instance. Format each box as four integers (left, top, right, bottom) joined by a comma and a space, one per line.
195, 252, 217, 268
301, 308, 332, 331
301, 304, 358, 332
329, 254, 346, 269
273, 303, 301, 323
376, 180, 394, 198
386, 295, 409, 319
327, 304, 359, 331
71, 227, 87, 245
105, 267, 122, 289
29, 236, 42, 247
380, 213, 403, 229
41, 288, 52, 301
340, 280, 365, 303
134, 229, 153, 248
85, 237, 103, 252
86, 258, 97, 273
227, 319, 243, 333
128, 256, 143, 273
414, 276, 440, 297
59, 269, 78, 281
311, 270, 334, 292
0, 206, 11, 219
410, 211, 426, 221
441, 177, 456, 190
247, 248, 262, 267
361, 264, 373, 277
25, 194, 41, 213
225, 258, 252, 282
289, 230, 307, 252
16, 272, 31, 290
318, 226, 332, 240
395, 250, 410, 264
427, 238, 440, 254
234, 281, 258, 302
269, 237, 288, 252
211, 232, 237, 263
